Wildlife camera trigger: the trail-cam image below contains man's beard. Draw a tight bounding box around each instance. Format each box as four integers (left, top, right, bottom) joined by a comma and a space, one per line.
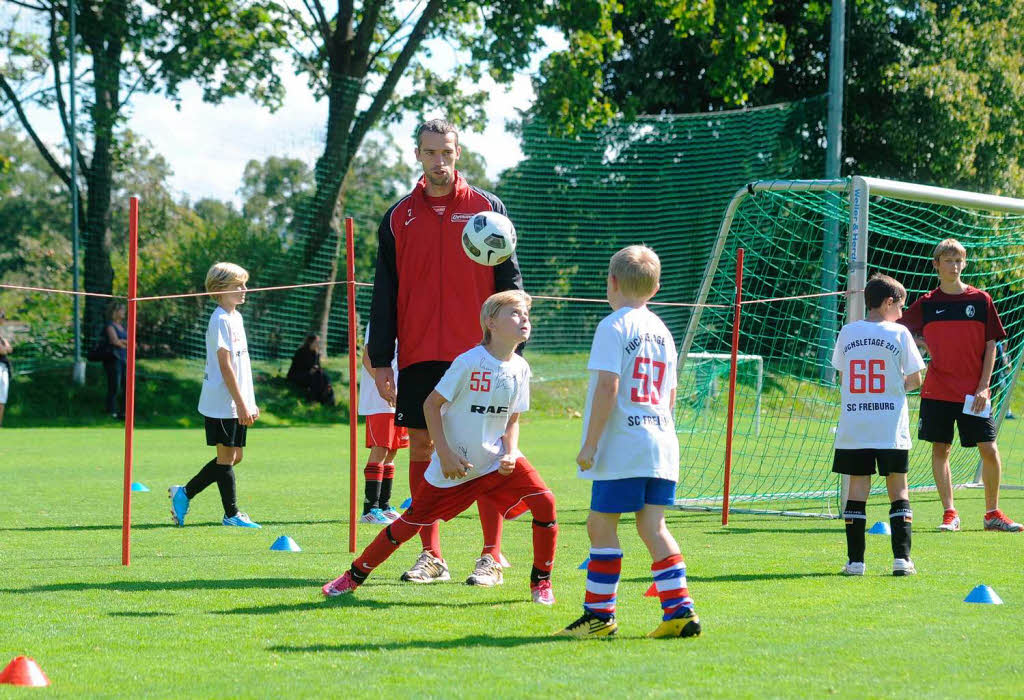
425, 170, 452, 188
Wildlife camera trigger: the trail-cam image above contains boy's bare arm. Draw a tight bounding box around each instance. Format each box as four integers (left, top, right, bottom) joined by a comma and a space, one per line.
973, 340, 997, 411
423, 390, 470, 478
904, 370, 923, 392
498, 413, 521, 475
217, 348, 257, 425
577, 370, 618, 470
360, 349, 375, 376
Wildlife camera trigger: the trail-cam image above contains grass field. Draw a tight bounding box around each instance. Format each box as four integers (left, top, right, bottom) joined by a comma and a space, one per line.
2, 415, 1023, 698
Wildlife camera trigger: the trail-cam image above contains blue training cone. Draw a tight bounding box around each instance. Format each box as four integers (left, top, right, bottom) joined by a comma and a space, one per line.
578, 558, 590, 570
400, 497, 412, 509
867, 521, 891, 535
964, 585, 1003, 605
130, 482, 150, 492
270, 536, 301, 552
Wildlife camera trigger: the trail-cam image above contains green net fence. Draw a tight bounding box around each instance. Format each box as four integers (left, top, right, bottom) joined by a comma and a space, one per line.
2, 98, 820, 373
677, 179, 1024, 516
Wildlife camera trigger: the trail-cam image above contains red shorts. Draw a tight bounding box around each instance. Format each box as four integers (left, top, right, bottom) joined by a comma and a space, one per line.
364, 413, 409, 450
399, 457, 551, 527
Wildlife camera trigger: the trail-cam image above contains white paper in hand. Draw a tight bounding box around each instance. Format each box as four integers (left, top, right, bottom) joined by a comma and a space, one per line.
963, 394, 992, 418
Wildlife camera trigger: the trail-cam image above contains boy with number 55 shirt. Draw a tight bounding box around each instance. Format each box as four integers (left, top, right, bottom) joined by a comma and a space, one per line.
323, 291, 558, 605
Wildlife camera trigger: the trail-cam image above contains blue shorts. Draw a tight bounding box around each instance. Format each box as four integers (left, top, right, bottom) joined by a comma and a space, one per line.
590, 477, 677, 513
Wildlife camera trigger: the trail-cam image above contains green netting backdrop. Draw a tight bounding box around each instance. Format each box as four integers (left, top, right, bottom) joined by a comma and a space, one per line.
677, 182, 1024, 515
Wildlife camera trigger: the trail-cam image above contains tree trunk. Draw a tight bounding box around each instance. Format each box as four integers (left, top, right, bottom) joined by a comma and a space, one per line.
80, 3, 122, 339
315, 167, 354, 358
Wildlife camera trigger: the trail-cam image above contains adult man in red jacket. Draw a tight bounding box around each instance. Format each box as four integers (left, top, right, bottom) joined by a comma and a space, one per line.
368, 119, 524, 585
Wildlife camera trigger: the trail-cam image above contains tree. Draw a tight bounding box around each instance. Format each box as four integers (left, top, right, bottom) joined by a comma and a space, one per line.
274, 0, 571, 335
528, 0, 1024, 195
0, 0, 287, 339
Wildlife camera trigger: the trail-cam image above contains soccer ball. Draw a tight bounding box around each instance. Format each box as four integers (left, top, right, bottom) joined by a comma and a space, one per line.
461, 211, 517, 266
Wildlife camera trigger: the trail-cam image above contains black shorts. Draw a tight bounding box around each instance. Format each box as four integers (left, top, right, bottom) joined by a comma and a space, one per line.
832, 449, 909, 476
918, 397, 996, 447
204, 417, 247, 447
395, 361, 451, 430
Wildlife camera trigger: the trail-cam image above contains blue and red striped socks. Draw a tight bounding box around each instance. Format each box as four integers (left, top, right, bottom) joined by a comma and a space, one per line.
651, 554, 694, 621
584, 547, 622, 619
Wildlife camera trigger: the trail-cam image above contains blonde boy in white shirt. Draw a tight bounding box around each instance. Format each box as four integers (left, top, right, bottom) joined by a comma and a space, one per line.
169, 262, 261, 529
557, 245, 700, 640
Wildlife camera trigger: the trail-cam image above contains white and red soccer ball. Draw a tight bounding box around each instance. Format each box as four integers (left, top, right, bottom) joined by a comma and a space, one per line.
461, 211, 517, 266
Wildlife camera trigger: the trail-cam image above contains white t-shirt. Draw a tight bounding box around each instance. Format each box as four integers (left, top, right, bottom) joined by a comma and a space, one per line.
0, 362, 9, 404
831, 320, 926, 450
358, 324, 398, 416
580, 306, 680, 481
424, 345, 531, 489
197, 306, 257, 419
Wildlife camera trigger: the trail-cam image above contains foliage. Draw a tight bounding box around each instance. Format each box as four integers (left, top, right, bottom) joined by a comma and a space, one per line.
529, 0, 1024, 195
0, 0, 290, 336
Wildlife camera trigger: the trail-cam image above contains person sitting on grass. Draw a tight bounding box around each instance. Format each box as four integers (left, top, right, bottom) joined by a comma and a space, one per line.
322, 290, 558, 605
169, 262, 261, 529
831, 273, 925, 577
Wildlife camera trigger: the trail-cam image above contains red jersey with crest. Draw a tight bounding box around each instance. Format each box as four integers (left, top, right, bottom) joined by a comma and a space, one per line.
367, 172, 523, 370
900, 286, 1006, 402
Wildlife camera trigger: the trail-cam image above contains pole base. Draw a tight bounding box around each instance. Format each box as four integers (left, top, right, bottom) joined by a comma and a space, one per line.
72, 360, 86, 386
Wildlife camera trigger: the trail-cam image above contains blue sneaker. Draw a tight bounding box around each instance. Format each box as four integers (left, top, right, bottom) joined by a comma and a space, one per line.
382, 507, 401, 522
223, 512, 261, 528
359, 508, 389, 525
168, 485, 190, 526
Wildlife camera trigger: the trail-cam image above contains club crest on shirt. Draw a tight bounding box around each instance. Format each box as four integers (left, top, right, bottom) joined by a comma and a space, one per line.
966, 304, 975, 318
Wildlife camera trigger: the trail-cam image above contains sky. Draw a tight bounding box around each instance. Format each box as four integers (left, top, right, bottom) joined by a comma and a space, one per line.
9, 14, 566, 205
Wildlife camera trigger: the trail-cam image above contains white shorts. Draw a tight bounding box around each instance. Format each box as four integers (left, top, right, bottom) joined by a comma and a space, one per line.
0, 363, 9, 404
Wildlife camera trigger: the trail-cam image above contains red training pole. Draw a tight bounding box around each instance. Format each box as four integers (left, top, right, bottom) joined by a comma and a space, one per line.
722, 248, 744, 526
121, 196, 140, 565
345, 218, 358, 553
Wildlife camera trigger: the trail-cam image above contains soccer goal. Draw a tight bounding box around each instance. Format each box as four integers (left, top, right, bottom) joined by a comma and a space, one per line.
675, 176, 1024, 518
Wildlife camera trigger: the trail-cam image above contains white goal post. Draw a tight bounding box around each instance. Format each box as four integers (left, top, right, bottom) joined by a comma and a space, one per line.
677, 176, 1024, 517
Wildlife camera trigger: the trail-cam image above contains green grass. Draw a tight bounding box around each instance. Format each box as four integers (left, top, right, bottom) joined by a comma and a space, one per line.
2, 418, 1023, 698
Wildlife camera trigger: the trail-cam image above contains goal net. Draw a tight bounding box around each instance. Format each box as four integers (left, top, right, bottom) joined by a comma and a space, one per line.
676, 177, 1024, 517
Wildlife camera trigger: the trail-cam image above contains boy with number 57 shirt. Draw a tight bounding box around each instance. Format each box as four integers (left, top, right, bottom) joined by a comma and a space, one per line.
557, 245, 700, 640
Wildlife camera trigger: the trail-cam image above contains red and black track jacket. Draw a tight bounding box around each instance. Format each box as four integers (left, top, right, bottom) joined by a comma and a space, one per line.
900, 286, 1006, 402
368, 171, 523, 370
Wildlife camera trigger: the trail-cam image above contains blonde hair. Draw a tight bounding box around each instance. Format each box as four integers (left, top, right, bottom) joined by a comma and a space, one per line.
933, 238, 967, 261
609, 245, 660, 299
480, 289, 531, 344
205, 262, 249, 294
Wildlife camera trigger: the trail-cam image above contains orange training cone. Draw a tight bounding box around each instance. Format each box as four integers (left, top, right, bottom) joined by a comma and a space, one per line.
645, 583, 658, 597
0, 656, 50, 686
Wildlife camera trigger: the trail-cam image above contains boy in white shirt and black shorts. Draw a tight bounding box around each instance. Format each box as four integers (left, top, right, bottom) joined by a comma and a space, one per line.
322, 290, 558, 605
557, 245, 700, 640
169, 262, 261, 529
358, 323, 409, 524
832, 273, 925, 576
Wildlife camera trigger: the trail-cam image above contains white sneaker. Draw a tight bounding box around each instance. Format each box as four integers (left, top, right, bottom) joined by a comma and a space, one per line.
892, 558, 917, 576
465, 554, 504, 587
400, 550, 451, 583
841, 561, 865, 576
